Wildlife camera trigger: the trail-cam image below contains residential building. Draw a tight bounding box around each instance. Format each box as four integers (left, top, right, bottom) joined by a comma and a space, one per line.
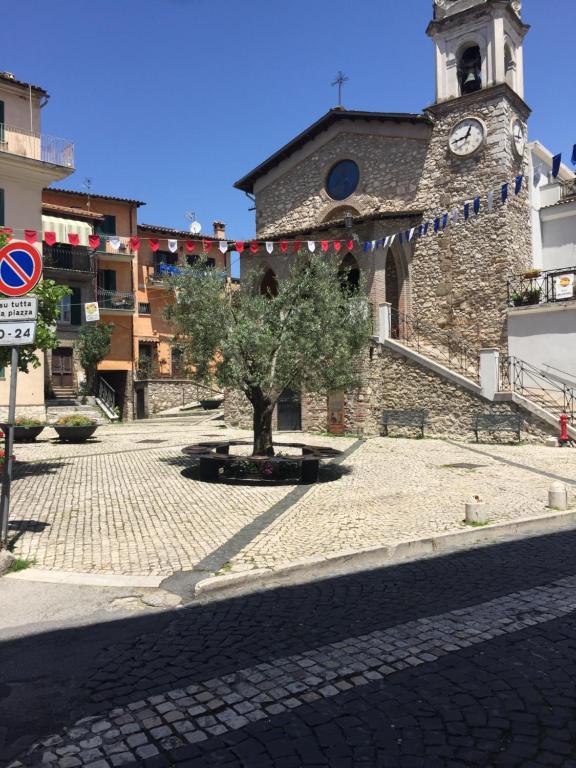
41, 188, 145, 419
0, 71, 74, 418
133, 221, 228, 418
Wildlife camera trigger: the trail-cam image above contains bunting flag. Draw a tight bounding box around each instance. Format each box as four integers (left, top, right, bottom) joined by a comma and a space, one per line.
501, 183, 509, 203
168, 239, 178, 253
219, 240, 228, 254
423, 223, 429, 236
250, 241, 259, 253
150, 238, 160, 252
44, 231, 56, 246
464, 203, 470, 221
321, 241, 329, 252
552, 154, 562, 178
89, 234, 101, 250
109, 236, 121, 250
0, 228, 13, 242
434, 217, 440, 233
24, 229, 37, 244
293, 240, 301, 253
451, 209, 459, 225
487, 191, 495, 211
307, 241, 315, 253
68, 233, 80, 246
442, 213, 449, 230
235, 241, 245, 254
266, 242, 274, 254
515, 175, 523, 195
473, 197, 481, 215
129, 237, 140, 251
572, 145, 576, 166
203, 240, 213, 253
186, 241, 196, 253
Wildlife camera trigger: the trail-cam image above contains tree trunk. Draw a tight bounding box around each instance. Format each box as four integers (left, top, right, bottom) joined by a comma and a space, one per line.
251, 388, 275, 456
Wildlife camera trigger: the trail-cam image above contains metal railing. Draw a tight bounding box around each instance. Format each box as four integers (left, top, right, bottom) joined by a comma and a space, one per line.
0, 123, 74, 168
507, 265, 576, 307
43, 244, 93, 273
97, 376, 116, 414
96, 288, 135, 311
390, 307, 481, 381
500, 356, 575, 423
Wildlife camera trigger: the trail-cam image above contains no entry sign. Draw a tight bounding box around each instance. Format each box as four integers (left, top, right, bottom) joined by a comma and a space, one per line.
0, 241, 43, 297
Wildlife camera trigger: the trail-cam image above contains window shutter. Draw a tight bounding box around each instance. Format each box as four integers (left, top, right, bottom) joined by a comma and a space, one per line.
71, 287, 82, 326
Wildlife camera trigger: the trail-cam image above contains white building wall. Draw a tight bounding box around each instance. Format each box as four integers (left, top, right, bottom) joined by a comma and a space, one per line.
508, 304, 576, 380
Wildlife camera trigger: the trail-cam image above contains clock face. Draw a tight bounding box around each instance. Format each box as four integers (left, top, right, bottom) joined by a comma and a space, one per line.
512, 119, 526, 157
449, 118, 486, 157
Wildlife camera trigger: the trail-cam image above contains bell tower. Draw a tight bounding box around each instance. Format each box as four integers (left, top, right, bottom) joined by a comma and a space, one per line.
428, 0, 529, 104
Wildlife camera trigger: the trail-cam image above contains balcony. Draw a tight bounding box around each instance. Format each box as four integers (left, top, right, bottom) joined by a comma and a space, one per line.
97, 236, 134, 259
43, 244, 93, 273
508, 266, 576, 307
97, 288, 135, 312
0, 123, 74, 168
561, 178, 576, 202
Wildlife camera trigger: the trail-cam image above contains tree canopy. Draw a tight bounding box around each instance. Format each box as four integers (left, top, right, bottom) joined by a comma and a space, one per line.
77, 321, 113, 392
167, 253, 373, 454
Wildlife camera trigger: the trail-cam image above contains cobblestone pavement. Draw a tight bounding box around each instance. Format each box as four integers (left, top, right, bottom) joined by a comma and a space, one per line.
6, 419, 576, 577
4, 529, 576, 766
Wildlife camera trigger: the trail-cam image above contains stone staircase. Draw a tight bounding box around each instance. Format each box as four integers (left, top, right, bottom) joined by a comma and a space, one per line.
45, 396, 109, 425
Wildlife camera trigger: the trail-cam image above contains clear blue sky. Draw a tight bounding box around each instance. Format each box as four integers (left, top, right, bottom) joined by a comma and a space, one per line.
4, 0, 575, 241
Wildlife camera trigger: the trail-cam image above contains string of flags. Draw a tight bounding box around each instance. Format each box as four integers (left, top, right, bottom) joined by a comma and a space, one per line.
1, 142, 574, 258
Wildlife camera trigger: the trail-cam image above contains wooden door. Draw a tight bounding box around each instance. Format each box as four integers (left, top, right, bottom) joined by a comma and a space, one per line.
52, 348, 73, 388
277, 389, 302, 431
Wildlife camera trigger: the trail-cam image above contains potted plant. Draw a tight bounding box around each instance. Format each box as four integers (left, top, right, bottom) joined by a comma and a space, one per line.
53, 414, 98, 442
14, 417, 45, 443
510, 287, 541, 307
200, 397, 223, 410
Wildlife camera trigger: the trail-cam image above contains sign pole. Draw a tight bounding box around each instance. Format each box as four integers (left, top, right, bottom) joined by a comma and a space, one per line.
0, 346, 18, 546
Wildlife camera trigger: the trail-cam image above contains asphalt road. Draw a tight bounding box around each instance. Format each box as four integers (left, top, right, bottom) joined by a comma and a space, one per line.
3, 529, 576, 767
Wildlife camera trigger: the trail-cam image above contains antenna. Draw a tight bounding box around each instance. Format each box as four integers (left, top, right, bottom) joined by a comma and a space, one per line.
185, 211, 202, 235
83, 177, 92, 209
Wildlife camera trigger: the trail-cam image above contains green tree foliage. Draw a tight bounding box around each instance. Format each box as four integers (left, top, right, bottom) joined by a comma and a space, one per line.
0, 232, 72, 372
77, 322, 113, 393
167, 254, 373, 455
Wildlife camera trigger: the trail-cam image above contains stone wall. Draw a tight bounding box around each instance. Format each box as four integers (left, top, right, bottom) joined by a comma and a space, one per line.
223, 344, 556, 444
138, 380, 221, 417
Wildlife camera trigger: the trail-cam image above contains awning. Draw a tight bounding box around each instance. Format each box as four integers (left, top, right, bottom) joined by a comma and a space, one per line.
42, 215, 93, 247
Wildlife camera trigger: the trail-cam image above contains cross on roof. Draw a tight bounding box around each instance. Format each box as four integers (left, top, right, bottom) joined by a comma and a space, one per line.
332, 71, 349, 108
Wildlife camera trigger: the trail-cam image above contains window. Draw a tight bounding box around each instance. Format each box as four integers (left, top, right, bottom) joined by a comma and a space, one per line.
458, 46, 482, 94
0, 188, 4, 227
58, 294, 71, 324
95, 215, 117, 236
70, 287, 82, 326
98, 269, 117, 291
326, 160, 360, 201
0, 367, 5, 380
187, 255, 216, 268
138, 302, 151, 315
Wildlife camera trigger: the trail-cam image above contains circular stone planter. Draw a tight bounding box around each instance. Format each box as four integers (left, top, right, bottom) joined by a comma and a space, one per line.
53, 425, 98, 443
200, 399, 222, 411
183, 441, 341, 484
14, 425, 45, 443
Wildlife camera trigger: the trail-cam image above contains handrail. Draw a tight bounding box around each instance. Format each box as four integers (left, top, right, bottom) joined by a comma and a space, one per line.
97, 375, 116, 414
96, 288, 135, 311
500, 356, 575, 423
389, 307, 481, 381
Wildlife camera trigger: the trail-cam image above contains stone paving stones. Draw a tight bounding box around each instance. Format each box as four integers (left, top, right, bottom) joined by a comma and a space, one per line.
6, 421, 576, 578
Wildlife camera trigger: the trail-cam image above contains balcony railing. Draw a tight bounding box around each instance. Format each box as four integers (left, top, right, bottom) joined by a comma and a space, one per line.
507, 266, 576, 307
97, 288, 135, 312
98, 236, 134, 257
0, 123, 74, 168
43, 244, 93, 273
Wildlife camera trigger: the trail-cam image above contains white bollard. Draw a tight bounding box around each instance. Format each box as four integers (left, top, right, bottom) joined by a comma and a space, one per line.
465, 495, 488, 525
549, 482, 568, 511
545, 437, 559, 448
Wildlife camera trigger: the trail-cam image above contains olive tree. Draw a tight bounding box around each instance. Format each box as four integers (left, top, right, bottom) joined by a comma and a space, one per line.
77, 321, 113, 394
167, 253, 373, 456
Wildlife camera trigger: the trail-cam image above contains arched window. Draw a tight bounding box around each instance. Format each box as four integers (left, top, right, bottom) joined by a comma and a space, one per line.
338, 253, 360, 293
260, 268, 278, 297
322, 205, 360, 224
458, 45, 482, 95
504, 43, 516, 88
385, 251, 400, 316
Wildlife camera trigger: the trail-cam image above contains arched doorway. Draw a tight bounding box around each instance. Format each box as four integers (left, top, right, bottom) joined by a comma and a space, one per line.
260, 268, 278, 297
338, 253, 360, 293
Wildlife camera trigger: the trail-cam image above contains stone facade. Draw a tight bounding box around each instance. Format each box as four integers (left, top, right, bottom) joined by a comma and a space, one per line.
224, 345, 555, 444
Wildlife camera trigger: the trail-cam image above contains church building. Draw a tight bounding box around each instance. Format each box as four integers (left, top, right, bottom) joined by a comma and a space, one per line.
227, 0, 572, 441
